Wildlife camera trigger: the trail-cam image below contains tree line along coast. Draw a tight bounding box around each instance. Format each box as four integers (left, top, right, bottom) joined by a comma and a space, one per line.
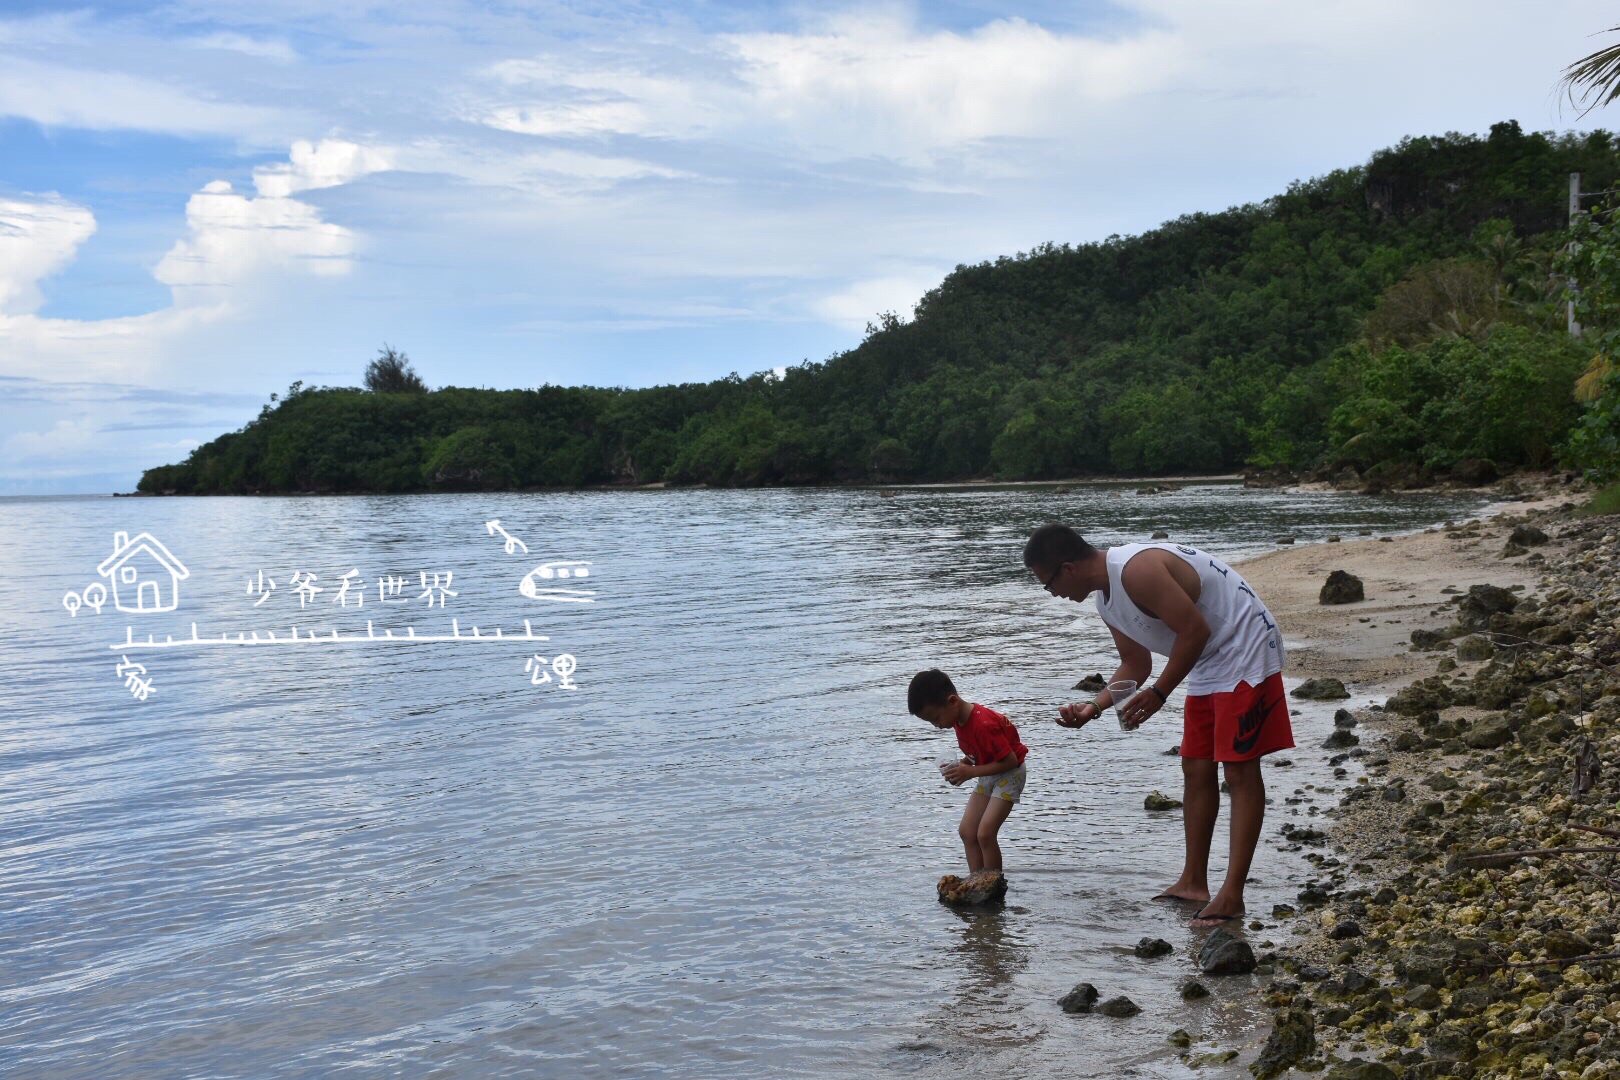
138, 122, 1620, 500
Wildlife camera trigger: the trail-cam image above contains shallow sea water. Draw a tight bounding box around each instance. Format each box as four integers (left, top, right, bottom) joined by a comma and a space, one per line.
0, 483, 1491, 1078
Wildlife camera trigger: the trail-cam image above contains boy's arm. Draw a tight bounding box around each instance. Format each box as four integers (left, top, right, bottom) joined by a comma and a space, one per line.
962, 751, 1020, 778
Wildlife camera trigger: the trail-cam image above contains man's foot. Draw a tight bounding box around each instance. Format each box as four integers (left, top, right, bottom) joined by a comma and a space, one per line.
1151, 888, 1209, 903
1190, 907, 1244, 928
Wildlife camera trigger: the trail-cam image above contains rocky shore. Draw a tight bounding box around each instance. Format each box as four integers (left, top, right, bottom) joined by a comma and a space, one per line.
1197, 482, 1620, 1079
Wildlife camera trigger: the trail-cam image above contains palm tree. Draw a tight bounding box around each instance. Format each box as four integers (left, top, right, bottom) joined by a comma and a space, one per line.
1560, 25, 1620, 116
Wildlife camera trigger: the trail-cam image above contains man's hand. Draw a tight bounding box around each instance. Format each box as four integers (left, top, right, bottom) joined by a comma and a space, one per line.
1118, 689, 1164, 730
941, 761, 971, 785
1057, 701, 1099, 729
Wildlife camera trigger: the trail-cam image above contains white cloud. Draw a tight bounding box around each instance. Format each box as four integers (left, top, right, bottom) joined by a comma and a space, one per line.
253, 138, 393, 197
810, 274, 935, 331
0, 415, 99, 464
0, 195, 96, 316
471, 13, 1184, 166
479, 56, 712, 139
396, 141, 691, 193
188, 31, 298, 63
155, 179, 358, 292
0, 306, 224, 384
482, 100, 656, 138
0, 54, 289, 138
723, 13, 1182, 161
0, 143, 369, 385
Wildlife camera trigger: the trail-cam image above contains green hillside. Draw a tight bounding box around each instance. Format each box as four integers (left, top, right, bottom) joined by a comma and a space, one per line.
139, 121, 1617, 494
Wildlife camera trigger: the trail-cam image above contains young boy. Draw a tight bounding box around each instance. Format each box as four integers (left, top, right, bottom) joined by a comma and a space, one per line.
908, 668, 1028, 875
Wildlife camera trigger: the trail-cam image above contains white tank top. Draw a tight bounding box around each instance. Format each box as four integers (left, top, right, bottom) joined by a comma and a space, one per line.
1095, 543, 1285, 695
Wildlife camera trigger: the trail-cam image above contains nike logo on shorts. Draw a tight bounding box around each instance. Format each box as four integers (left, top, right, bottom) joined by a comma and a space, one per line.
1232, 695, 1271, 756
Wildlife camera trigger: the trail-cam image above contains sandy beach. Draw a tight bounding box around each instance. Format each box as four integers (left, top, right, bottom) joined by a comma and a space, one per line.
1237, 485, 1574, 696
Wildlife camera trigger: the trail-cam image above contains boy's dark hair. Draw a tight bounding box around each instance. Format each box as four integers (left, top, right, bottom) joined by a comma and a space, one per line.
1023, 523, 1096, 570
908, 668, 957, 714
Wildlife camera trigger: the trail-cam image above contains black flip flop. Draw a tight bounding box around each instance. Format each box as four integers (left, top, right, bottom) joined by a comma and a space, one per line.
1190, 909, 1242, 926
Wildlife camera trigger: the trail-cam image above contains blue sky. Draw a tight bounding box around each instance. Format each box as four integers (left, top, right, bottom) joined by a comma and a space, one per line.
1, 0, 1615, 492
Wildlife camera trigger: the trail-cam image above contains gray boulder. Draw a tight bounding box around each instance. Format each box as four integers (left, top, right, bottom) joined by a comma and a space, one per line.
1134, 937, 1173, 958
1457, 583, 1517, 630
1097, 995, 1140, 1018
1324, 1062, 1398, 1080
1319, 570, 1365, 604
1464, 715, 1514, 750
1198, 929, 1257, 975
1251, 1006, 1316, 1080
1454, 635, 1495, 662
1058, 982, 1099, 1013
1509, 524, 1549, 547
1293, 678, 1351, 701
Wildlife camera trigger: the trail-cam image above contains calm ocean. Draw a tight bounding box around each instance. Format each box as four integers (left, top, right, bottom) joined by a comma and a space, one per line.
0, 482, 1489, 1078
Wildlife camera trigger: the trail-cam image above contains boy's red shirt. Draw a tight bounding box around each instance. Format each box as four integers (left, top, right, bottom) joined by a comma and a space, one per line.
955, 703, 1028, 768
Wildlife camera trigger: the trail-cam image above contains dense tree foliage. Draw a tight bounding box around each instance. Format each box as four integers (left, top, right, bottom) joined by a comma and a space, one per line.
140, 122, 1618, 494
363, 344, 428, 394
1559, 194, 1620, 482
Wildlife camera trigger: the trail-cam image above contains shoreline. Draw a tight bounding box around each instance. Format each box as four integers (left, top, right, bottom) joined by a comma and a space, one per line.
1192, 474, 1620, 1078
109, 469, 1556, 499
1234, 482, 1576, 699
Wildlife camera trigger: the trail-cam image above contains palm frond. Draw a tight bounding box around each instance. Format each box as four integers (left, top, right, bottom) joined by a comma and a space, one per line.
1560, 26, 1620, 116
1576, 355, 1616, 402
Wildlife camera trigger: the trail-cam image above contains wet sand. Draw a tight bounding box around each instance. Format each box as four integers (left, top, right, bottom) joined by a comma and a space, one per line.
1236, 489, 1569, 696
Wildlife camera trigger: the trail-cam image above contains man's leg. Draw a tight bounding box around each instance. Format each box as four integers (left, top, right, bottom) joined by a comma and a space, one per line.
1158, 755, 1217, 902
973, 795, 1016, 873
958, 791, 991, 873
1191, 757, 1264, 926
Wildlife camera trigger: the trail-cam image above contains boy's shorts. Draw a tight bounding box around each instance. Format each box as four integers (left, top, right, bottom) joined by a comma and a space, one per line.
974, 761, 1026, 804
1182, 673, 1294, 762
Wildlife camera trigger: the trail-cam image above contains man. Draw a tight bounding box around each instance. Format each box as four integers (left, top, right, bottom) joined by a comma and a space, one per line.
1023, 524, 1293, 927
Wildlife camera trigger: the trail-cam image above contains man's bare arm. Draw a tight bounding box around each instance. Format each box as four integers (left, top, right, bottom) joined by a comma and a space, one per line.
1121, 551, 1210, 698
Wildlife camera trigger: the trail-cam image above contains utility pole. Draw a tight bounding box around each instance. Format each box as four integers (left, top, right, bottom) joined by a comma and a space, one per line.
1570, 172, 1583, 339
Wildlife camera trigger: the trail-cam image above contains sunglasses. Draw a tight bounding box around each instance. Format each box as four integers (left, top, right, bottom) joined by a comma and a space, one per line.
1042, 562, 1068, 591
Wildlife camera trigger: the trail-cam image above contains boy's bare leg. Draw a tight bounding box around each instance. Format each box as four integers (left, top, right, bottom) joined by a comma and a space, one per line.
973, 796, 1015, 873
1156, 755, 1216, 903
1192, 758, 1264, 926
958, 791, 992, 873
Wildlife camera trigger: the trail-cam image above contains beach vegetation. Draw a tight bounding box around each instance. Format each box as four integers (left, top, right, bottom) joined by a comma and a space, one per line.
139, 122, 1618, 494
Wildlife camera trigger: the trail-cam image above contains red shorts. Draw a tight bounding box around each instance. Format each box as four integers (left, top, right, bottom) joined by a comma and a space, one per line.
1182, 672, 1294, 762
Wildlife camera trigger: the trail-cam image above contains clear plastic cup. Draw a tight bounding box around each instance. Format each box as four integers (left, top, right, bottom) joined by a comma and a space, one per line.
937, 755, 958, 781
1108, 679, 1138, 730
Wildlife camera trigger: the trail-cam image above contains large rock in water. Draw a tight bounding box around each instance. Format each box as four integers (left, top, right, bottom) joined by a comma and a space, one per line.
937, 870, 1007, 906
1058, 982, 1099, 1013
1134, 937, 1173, 958
1293, 678, 1351, 700
1319, 569, 1365, 604
1251, 1006, 1316, 1080
1198, 928, 1257, 975
1097, 995, 1140, 1017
